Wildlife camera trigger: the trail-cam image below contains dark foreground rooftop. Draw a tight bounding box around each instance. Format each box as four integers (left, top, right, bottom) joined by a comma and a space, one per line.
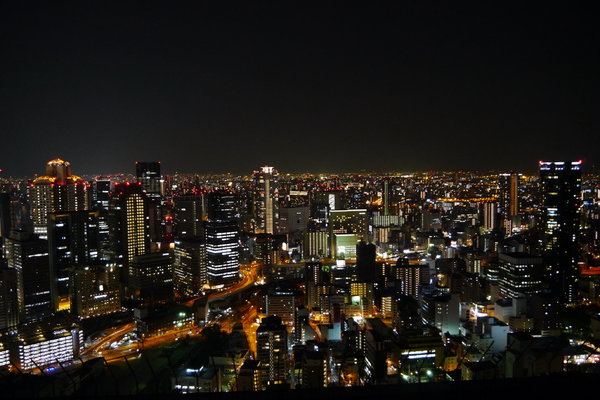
3, 371, 594, 400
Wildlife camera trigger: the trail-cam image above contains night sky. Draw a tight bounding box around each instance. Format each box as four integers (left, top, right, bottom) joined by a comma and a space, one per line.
1, 3, 598, 176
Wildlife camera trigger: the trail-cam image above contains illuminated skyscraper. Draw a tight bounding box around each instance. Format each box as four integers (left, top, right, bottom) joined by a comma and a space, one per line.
173, 194, 206, 239
47, 210, 100, 311
173, 238, 207, 296
329, 209, 368, 259
499, 172, 519, 234
135, 161, 162, 199
128, 252, 174, 306
256, 315, 288, 387
71, 264, 121, 318
108, 182, 152, 288
395, 258, 421, 299
0, 192, 11, 245
94, 178, 112, 260
28, 159, 89, 239
481, 201, 498, 232
253, 166, 279, 234
539, 160, 582, 303
4, 230, 52, 321
205, 190, 239, 287
0, 261, 20, 329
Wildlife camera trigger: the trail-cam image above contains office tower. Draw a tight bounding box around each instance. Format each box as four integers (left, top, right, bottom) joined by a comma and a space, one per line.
254, 233, 275, 266
173, 238, 207, 297
329, 209, 368, 259
4, 230, 51, 321
0, 192, 11, 245
421, 292, 460, 335
253, 166, 279, 234
0, 261, 20, 329
356, 241, 376, 282
207, 190, 236, 221
128, 252, 174, 306
71, 264, 121, 319
280, 206, 310, 235
173, 194, 205, 239
237, 359, 263, 391
498, 252, 544, 298
302, 231, 329, 259
312, 190, 344, 225
305, 261, 323, 286
5, 316, 82, 371
350, 282, 374, 314
499, 173, 519, 234
94, 178, 112, 260
135, 161, 162, 199
28, 159, 89, 239
329, 209, 368, 238
539, 160, 582, 303
256, 315, 288, 387
395, 258, 421, 299
383, 178, 390, 216
205, 190, 239, 288
265, 290, 295, 325
481, 201, 498, 231
47, 210, 99, 311
108, 182, 152, 287
301, 351, 328, 388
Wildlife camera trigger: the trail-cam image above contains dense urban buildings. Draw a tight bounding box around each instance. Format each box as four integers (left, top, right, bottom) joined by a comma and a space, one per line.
0, 159, 599, 395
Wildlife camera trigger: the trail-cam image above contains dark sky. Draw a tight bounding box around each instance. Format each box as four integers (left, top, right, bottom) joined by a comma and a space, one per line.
1, 2, 599, 176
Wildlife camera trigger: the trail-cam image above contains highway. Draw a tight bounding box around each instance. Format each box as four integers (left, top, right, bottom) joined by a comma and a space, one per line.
81, 261, 262, 364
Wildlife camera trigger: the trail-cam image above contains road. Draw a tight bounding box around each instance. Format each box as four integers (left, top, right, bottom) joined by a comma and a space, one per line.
183, 262, 260, 307
81, 322, 136, 358
77, 261, 263, 367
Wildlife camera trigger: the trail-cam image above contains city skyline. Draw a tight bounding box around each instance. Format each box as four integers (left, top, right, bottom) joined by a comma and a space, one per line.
1, 2, 599, 396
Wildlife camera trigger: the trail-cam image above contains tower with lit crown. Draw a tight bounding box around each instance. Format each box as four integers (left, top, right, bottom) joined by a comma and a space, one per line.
253, 166, 279, 234
28, 159, 89, 239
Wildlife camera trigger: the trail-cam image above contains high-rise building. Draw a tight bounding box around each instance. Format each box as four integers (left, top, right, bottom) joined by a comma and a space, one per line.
498, 252, 544, 298
0, 261, 20, 329
329, 209, 368, 259
253, 166, 279, 234
94, 178, 112, 260
305, 261, 324, 286
265, 290, 296, 325
128, 252, 174, 306
237, 359, 263, 391
356, 241, 376, 282
108, 182, 152, 288
71, 264, 121, 319
173, 238, 207, 297
4, 230, 52, 321
0, 192, 12, 245
28, 159, 89, 239
301, 351, 328, 388
421, 292, 460, 335
539, 160, 582, 303
256, 315, 288, 387
499, 173, 519, 234
47, 210, 100, 311
302, 230, 329, 259
382, 178, 390, 216
481, 202, 498, 232
173, 194, 206, 239
205, 190, 239, 288
135, 161, 162, 199
5, 316, 82, 371
395, 258, 421, 299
